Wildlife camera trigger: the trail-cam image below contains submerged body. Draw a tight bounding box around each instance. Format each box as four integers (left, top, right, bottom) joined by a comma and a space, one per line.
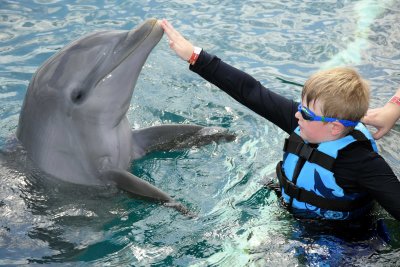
17, 19, 233, 204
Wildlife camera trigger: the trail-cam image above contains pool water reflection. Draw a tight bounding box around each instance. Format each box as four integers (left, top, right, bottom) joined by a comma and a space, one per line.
0, 0, 399, 266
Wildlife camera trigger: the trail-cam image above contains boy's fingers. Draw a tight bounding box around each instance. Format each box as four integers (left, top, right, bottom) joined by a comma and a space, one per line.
162, 20, 174, 34
165, 21, 182, 41
163, 25, 178, 41
164, 19, 174, 31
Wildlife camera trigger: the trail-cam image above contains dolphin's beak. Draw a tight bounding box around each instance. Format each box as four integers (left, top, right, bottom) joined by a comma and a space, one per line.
95, 18, 163, 91
124, 18, 163, 54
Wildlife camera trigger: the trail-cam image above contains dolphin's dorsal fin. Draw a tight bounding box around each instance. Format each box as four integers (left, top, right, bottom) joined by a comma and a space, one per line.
131, 124, 235, 159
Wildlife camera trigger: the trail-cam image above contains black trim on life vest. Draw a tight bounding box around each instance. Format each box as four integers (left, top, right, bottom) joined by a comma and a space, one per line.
350, 129, 374, 151
276, 161, 372, 212
350, 129, 369, 141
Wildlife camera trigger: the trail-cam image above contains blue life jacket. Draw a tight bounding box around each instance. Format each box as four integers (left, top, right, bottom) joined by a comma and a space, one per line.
276, 123, 378, 220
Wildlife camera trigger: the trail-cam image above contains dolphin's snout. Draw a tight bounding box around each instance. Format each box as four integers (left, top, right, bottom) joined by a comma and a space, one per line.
128, 18, 162, 37
143, 18, 160, 29
120, 18, 163, 58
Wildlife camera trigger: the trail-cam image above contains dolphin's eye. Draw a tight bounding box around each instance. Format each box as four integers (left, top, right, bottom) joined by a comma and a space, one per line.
71, 90, 85, 104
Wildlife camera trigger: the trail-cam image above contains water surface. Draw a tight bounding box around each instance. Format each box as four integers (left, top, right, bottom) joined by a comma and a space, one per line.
0, 0, 399, 266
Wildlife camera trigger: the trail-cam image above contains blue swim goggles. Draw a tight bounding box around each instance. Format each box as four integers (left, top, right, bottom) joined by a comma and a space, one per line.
298, 104, 359, 127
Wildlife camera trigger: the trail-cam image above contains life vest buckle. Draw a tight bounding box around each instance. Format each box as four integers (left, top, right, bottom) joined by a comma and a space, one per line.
295, 142, 315, 161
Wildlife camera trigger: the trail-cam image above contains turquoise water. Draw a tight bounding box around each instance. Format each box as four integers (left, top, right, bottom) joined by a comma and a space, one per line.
0, 0, 399, 266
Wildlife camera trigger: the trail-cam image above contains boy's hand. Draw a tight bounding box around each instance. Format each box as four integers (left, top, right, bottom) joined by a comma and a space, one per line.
159, 19, 194, 62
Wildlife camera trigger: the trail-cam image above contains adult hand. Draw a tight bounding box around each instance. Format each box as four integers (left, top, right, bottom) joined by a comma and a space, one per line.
362, 105, 398, 139
160, 19, 194, 62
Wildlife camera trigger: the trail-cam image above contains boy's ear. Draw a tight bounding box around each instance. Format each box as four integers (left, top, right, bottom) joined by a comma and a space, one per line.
331, 121, 345, 136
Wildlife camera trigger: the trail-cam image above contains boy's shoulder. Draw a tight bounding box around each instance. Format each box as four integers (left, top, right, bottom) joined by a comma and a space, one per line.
338, 141, 378, 161
334, 140, 397, 188
336, 141, 392, 174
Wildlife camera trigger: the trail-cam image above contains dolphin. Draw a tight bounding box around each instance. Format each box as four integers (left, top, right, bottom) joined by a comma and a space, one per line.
16, 19, 234, 208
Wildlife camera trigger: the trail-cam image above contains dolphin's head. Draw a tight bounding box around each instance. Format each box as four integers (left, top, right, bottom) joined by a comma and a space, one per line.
16, 19, 163, 183
19, 18, 163, 130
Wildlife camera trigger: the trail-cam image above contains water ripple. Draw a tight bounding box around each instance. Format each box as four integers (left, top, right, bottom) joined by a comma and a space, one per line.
0, 0, 399, 266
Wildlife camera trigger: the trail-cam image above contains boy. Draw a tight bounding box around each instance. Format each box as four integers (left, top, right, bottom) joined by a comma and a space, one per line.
160, 19, 400, 221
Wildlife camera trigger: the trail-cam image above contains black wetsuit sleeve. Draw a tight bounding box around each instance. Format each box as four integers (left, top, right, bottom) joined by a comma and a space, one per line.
190, 50, 298, 134
335, 143, 400, 220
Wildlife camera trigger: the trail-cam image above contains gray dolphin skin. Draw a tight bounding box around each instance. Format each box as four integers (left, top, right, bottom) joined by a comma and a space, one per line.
17, 19, 234, 210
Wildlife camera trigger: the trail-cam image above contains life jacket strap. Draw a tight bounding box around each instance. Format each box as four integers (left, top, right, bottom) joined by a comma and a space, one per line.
283, 134, 335, 171
276, 161, 372, 212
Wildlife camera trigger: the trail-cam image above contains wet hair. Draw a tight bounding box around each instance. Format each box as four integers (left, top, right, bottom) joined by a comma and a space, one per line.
302, 67, 370, 123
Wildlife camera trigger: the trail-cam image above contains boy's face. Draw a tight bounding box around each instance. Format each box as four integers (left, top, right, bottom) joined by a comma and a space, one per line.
295, 99, 338, 143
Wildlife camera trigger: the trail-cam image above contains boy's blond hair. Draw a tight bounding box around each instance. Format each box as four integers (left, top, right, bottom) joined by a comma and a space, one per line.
302, 67, 370, 123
